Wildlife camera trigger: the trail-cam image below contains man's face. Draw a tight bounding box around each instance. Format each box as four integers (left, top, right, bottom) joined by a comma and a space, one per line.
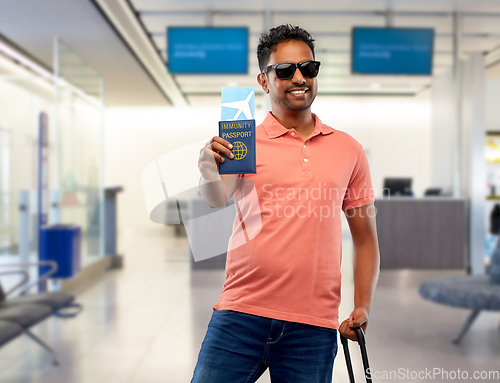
258, 40, 318, 112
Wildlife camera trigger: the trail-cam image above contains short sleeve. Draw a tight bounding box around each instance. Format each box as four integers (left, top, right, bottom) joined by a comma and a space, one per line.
342, 145, 375, 211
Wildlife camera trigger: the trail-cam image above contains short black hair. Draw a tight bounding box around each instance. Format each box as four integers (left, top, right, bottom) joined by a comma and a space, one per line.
257, 24, 315, 73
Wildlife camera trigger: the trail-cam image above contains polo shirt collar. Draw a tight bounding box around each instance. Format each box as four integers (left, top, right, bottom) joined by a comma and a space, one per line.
262, 111, 334, 139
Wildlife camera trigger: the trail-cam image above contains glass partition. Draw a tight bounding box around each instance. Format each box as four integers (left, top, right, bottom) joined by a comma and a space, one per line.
0, 38, 105, 294
54, 39, 105, 266
0, 55, 54, 290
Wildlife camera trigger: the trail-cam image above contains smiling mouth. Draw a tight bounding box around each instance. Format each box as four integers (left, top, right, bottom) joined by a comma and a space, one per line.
288, 89, 308, 95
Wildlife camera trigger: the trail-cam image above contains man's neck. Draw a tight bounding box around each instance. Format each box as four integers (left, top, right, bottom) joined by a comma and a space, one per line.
271, 108, 315, 139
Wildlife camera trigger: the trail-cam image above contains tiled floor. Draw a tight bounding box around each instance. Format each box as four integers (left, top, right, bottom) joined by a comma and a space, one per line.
0, 228, 499, 383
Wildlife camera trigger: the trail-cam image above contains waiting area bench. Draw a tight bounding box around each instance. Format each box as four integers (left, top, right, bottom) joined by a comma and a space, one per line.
419, 274, 500, 343
420, 236, 500, 344
0, 262, 82, 365
0, 320, 23, 347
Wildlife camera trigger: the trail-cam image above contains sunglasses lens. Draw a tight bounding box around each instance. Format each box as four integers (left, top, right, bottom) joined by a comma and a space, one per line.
270, 61, 320, 79
274, 63, 295, 79
300, 61, 319, 78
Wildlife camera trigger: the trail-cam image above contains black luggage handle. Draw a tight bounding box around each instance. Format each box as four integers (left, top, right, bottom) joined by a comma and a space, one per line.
339, 327, 372, 383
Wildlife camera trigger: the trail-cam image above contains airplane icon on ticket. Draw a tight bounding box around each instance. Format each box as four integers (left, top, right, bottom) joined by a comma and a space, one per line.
221, 87, 255, 121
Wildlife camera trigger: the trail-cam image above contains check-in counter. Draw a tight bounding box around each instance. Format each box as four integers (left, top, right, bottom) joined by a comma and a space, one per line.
374, 197, 468, 269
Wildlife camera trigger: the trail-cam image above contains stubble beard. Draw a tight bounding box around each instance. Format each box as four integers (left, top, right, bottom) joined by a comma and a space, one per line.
275, 91, 317, 112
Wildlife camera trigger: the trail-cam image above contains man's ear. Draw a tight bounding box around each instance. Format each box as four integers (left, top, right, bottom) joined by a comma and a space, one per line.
257, 73, 269, 94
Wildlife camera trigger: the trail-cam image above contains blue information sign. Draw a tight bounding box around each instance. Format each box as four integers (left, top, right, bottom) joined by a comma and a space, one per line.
352, 27, 434, 75
167, 27, 248, 74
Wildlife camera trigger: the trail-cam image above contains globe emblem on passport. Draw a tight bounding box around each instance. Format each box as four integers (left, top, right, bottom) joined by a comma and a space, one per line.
232, 141, 247, 160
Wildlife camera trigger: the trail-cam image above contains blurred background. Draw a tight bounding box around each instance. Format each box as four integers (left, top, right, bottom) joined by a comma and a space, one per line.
0, 0, 499, 382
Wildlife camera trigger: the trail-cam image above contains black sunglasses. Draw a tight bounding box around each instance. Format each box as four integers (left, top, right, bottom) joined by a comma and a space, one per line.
262, 60, 321, 80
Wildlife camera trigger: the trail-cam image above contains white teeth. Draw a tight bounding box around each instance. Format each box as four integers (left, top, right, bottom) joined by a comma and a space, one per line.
290, 90, 306, 94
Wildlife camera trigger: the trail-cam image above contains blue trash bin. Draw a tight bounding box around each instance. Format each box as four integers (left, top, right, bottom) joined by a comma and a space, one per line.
40, 225, 81, 279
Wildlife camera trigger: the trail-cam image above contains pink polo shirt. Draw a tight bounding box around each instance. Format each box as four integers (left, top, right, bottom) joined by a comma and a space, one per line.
213, 112, 375, 330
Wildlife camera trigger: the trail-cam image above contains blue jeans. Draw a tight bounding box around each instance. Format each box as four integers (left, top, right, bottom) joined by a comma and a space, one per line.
191, 309, 338, 383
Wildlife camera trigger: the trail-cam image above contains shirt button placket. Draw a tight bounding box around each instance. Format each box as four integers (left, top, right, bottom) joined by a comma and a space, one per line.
302, 139, 311, 177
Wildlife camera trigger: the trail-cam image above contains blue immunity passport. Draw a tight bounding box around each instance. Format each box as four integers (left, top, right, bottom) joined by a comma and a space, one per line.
218, 87, 256, 174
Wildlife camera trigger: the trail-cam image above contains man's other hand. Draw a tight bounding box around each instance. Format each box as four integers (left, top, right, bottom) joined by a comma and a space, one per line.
338, 307, 368, 342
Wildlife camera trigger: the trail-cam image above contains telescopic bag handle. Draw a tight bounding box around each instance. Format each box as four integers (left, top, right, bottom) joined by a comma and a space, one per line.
339, 327, 372, 383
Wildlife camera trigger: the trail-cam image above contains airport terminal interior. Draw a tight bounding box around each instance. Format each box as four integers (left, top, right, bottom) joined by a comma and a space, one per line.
0, 0, 500, 382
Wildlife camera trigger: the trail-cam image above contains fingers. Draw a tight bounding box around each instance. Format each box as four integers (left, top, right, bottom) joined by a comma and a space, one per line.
210, 136, 233, 149
339, 315, 369, 343
347, 316, 355, 328
338, 319, 358, 342
198, 136, 235, 180
199, 137, 233, 169
209, 137, 234, 161
349, 308, 368, 329
350, 317, 362, 329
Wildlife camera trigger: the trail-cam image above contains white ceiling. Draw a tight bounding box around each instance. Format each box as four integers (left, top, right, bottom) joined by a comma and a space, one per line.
0, 0, 168, 106
130, 0, 500, 103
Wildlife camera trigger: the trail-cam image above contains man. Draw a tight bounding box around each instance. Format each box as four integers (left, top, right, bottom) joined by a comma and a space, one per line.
194, 24, 380, 383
